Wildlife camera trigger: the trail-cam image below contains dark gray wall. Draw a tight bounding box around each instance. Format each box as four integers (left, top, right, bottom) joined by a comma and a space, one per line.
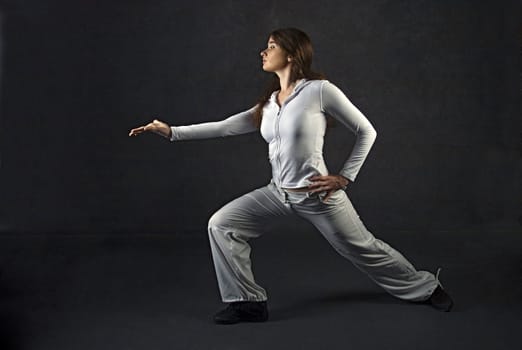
0, 0, 520, 234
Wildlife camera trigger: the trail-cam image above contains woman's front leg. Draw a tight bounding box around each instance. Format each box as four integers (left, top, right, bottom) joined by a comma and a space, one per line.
207, 183, 292, 302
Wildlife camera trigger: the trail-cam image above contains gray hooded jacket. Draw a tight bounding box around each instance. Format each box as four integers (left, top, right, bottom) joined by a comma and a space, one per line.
170, 79, 377, 188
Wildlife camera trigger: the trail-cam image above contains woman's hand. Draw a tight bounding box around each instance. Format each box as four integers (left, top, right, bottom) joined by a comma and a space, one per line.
129, 119, 172, 139
308, 174, 350, 203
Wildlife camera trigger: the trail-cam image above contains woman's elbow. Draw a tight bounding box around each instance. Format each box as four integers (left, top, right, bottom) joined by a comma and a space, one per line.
363, 124, 377, 142
370, 127, 377, 141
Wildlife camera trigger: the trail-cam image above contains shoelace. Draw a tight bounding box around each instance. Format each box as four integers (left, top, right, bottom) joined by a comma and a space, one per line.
435, 266, 443, 289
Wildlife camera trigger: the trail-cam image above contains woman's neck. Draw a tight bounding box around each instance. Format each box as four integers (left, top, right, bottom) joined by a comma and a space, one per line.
276, 66, 295, 93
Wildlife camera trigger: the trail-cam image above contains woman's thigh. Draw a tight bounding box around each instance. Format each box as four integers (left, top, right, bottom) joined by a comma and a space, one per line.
208, 182, 293, 238
289, 190, 376, 250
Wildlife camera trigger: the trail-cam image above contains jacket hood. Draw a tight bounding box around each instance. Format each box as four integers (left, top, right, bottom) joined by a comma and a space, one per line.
268, 78, 316, 103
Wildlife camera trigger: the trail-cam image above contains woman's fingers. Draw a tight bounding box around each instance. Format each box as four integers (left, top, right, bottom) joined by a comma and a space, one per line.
129, 126, 145, 136
308, 176, 326, 184
308, 185, 328, 193
309, 174, 338, 202
308, 180, 328, 188
132, 122, 157, 133
129, 120, 170, 139
308, 177, 329, 193
307, 175, 345, 194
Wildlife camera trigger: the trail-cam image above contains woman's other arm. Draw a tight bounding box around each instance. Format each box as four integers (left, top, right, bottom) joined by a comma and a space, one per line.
320, 80, 377, 182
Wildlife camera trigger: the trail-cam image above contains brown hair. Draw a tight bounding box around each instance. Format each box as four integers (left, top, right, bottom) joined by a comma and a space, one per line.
253, 28, 334, 129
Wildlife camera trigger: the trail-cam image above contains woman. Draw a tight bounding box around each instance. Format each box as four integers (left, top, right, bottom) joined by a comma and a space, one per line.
129, 28, 453, 324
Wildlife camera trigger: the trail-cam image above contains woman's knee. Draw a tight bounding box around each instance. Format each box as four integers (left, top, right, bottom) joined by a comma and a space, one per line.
208, 209, 228, 232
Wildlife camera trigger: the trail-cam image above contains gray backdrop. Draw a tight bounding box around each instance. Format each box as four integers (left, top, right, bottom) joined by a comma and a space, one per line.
0, 0, 520, 234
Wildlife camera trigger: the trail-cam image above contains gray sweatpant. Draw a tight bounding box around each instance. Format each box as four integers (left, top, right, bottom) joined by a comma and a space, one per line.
208, 180, 439, 303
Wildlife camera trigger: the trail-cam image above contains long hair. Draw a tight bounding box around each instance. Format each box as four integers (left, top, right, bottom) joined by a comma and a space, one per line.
253, 28, 334, 129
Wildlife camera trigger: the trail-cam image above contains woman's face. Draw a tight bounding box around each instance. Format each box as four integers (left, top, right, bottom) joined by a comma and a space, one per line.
260, 36, 290, 72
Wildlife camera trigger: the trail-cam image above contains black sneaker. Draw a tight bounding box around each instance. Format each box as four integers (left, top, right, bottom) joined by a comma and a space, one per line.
422, 267, 454, 312
427, 285, 454, 312
213, 301, 268, 324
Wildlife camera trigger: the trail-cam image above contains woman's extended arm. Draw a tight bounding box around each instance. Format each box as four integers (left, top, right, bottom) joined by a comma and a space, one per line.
169, 105, 258, 141
319, 80, 377, 183
129, 105, 258, 140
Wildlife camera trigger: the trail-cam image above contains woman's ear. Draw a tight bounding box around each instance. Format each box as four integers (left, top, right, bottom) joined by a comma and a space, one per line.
287, 56, 292, 62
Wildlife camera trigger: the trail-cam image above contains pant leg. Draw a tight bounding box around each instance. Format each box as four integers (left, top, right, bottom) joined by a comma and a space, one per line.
287, 189, 439, 302
208, 181, 293, 302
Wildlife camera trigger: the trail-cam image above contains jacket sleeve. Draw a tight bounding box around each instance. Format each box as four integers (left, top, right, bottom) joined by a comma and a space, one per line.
169, 105, 258, 141
320, 80, 377, 182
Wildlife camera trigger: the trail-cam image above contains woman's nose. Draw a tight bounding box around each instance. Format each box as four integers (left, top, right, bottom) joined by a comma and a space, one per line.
260, 50, 266, 56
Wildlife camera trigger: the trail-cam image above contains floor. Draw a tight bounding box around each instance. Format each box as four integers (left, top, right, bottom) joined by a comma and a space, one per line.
0, 228, 520, 350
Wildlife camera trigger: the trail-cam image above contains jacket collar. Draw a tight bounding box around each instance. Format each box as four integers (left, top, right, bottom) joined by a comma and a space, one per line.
269, 78, 311, 103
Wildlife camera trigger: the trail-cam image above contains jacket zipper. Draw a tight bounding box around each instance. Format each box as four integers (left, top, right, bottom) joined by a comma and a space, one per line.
273, 80, 306, 188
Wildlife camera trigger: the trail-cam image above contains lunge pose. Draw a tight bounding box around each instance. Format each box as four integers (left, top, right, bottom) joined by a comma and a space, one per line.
129, 28, 453, 324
